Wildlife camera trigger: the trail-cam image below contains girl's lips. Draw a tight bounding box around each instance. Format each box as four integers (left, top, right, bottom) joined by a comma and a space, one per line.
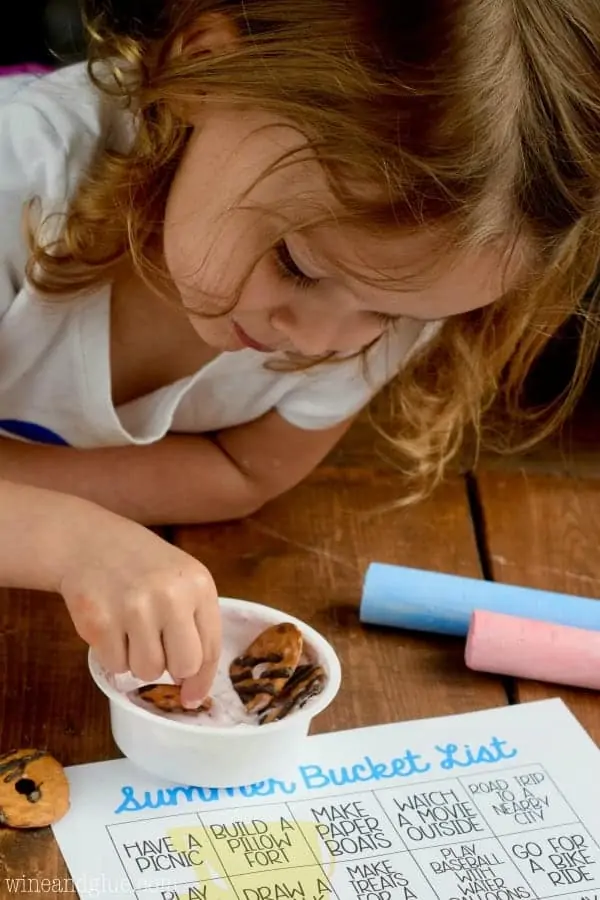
233, 321, 274, 353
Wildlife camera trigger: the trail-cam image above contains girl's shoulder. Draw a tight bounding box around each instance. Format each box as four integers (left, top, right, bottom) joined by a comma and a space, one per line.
0, 63, 133, 217
0, 64, 133, 320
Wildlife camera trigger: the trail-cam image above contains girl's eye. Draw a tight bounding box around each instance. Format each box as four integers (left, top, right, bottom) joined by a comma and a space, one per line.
372, 311, 401, 327
273, 240, 318, 290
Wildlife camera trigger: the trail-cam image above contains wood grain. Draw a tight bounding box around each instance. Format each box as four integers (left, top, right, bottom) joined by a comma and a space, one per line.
476, 468, 600, 743
174, 465, 508, 734
0, 588, 118, 897
479, 313, 600, 479
0, 421, 509, 894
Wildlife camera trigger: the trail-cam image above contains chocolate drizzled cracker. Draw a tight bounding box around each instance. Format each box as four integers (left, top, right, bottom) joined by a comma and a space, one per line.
229, 622, 303, 713
258, 664, 326, 725
137, 684, 212, 715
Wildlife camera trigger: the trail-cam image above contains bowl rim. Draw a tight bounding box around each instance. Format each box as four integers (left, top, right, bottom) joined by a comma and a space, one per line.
88, 596, 342, 737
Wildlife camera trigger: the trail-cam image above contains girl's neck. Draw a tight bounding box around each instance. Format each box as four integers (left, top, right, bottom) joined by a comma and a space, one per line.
108, 256, 221, 408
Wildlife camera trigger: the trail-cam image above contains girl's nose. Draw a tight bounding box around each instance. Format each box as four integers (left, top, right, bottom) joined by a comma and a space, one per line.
270, 305, 344, 357
270, 301, 383, 356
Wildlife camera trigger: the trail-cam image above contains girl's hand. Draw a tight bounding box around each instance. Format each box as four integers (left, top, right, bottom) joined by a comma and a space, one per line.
59, 516, 221, 709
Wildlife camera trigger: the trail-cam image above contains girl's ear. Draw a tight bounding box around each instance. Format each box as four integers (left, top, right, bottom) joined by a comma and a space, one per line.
166, 12, 240, 124
85, 0, 166, 38
169, 12, 239, 62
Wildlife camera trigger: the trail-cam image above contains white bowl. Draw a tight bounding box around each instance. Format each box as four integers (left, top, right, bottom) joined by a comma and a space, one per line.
88, 596, 342, 787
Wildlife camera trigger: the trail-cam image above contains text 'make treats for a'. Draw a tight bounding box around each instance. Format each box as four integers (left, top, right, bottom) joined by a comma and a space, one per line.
132, 617, 326, 728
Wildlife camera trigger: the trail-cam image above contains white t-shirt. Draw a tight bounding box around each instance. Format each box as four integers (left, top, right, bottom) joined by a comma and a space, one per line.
0, 64, 436, 448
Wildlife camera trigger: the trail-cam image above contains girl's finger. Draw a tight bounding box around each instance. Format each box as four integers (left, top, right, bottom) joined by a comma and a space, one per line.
127, 622, 166, 683
179, 606, 222, 710
93, 629, 129, 674
162, 613, 203, 682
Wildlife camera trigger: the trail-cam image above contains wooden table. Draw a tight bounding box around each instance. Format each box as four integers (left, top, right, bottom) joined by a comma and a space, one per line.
0, 413, 599, 897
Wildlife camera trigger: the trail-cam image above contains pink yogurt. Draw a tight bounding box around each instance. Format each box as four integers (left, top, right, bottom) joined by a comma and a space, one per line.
109, 605, 322, 728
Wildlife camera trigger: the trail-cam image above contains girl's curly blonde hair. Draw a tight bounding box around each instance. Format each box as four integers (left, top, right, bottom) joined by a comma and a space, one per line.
28, 0, 600, 500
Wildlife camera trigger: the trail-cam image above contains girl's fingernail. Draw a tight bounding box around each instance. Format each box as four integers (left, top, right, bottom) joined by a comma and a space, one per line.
183, 699, 203, 710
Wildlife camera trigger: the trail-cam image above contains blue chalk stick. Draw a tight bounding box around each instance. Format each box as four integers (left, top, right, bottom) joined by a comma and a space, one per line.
359, 562, 600, 637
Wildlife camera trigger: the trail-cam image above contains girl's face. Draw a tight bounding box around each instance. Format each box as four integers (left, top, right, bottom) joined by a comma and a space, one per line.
163, 105, 522, 356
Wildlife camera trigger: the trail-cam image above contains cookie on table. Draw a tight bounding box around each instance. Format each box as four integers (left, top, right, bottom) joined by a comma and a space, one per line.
0, 749, 70, 828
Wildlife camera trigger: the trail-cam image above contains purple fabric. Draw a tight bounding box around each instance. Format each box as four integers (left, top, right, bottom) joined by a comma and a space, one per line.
0, 63, 53, 77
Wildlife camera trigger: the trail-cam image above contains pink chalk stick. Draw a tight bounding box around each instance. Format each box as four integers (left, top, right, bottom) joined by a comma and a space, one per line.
465, 609, 600, 690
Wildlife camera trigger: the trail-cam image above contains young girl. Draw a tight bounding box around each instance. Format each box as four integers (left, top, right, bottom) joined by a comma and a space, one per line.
0, 0, 598, 707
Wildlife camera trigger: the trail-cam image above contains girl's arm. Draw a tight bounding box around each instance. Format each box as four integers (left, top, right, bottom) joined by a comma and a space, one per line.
0, 412, 351, 701
0, 478, 110, 591
0, 476, 222, 705
0, 411, 354, 525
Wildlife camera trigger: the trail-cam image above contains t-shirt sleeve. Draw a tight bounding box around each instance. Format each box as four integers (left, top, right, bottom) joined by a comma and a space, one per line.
0, 66, 109, 320
275, 320, 440, 430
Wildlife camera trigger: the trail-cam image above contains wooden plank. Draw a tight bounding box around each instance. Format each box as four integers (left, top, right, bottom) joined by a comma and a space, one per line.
477, 468, 600, 742
0, 587, 118, 897
479, 410, 600, 479
0, 529, 167, 895
0, 423, 506, 892
174, 465, 508, 734
479, 316, 600, 479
